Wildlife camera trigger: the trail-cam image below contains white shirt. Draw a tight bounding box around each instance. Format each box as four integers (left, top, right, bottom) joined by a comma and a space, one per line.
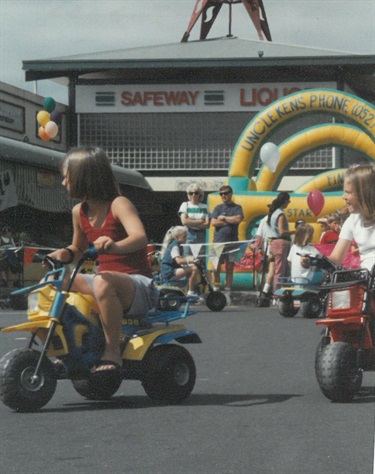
339, 213, 375, 271
288, 243, 321, 282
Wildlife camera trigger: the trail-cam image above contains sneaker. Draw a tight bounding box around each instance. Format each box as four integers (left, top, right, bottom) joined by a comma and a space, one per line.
212, 286, 220, 292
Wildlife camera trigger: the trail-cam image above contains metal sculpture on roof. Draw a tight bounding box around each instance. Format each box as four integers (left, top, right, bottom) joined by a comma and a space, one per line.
181, 0, 272, 43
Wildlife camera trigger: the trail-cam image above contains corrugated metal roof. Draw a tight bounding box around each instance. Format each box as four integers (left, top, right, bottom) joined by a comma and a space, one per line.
39, 36, 361, 62
23, 36, 375, 89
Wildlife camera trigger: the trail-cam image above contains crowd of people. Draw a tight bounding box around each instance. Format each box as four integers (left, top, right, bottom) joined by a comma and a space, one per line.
12, 144, 370, 374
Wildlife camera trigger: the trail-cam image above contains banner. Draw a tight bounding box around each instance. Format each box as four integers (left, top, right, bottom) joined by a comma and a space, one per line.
0, 170, 18, 211
182, 239, 256, 270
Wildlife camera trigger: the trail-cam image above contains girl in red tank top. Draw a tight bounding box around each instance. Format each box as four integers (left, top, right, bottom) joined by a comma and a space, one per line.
47, 147, 157, 373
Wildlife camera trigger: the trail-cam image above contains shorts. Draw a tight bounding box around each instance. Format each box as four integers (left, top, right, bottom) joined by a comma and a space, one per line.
82, 273, 159, 316
218, 243, 238, 263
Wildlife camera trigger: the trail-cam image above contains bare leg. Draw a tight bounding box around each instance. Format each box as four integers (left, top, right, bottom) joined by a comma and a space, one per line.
92, 272, 136, 370
213, 263, 222, 289
225, 261, 234, 289
187, 265, 199, 292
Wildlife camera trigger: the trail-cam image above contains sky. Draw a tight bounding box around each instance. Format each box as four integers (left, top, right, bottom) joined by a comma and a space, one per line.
1, 0, 374, 104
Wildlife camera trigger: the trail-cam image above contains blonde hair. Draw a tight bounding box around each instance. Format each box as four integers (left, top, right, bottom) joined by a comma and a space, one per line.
294, 223, 314, 246
345, 164, 375, 226
186, 183, 204, 201
160, 226, 187, 258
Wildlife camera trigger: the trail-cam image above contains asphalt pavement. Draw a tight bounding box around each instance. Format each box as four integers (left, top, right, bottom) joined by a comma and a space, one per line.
0, 305, 374, 474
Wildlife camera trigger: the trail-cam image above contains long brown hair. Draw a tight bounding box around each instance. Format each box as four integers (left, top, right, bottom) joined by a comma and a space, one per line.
62, 146, 120, 201
345, 164, 375, 226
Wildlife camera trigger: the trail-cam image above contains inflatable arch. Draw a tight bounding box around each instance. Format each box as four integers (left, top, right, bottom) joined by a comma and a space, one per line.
229, 88, 375, 183
207, 89, 375, 288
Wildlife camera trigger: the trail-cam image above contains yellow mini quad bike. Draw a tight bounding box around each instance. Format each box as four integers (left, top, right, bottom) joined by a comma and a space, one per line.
0, 249, 201, 412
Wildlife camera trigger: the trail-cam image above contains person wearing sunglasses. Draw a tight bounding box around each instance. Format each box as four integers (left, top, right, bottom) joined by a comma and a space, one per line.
210, 185, 244, 294
178, 183, 210, 299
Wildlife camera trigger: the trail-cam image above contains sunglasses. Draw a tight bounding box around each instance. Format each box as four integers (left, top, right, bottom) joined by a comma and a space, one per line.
188, 192, 200, 196
220, 192, 232, 196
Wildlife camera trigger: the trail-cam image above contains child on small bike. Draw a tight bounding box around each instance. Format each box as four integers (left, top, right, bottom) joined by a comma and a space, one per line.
160, 226, 199, 297
288, 223, 322, 284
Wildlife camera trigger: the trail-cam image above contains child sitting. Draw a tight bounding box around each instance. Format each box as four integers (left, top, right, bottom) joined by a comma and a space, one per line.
288, 223, 322, 284
160, 226, 199, 297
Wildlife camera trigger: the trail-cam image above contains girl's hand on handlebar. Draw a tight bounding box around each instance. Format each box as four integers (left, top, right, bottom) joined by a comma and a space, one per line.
92, 236, 114, 253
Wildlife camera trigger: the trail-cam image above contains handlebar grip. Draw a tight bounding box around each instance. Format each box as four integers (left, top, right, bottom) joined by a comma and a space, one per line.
82, 247, 99, 261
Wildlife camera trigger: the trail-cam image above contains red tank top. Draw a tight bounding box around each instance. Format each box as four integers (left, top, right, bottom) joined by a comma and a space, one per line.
79, 202, 152, 277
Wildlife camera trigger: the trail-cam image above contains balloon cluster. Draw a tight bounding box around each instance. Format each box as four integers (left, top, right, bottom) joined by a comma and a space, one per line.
37, 97, 62, 141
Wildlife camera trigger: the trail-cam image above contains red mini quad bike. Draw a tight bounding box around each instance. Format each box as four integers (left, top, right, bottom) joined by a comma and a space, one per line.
314, 257, 375, 402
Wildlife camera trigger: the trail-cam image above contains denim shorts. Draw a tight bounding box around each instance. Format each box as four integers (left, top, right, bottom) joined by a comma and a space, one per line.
82, 273, 159, 316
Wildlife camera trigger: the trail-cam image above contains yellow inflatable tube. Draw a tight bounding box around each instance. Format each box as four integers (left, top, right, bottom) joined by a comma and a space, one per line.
255, 124, 375, 191
207, 192, 345, 244
229, 89, 375, 180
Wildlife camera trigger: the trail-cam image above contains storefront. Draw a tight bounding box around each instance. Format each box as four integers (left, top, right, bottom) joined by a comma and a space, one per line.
22, 36, 375, 241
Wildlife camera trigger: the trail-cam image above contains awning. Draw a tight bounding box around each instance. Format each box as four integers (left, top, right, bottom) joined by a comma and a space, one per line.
0, 136, 152, 190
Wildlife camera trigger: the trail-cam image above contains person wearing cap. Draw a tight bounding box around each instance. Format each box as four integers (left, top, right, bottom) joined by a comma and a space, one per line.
0, 226, 16, 286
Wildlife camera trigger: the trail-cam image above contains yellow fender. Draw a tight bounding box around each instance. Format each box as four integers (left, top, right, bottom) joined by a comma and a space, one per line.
123, 324, 188, 361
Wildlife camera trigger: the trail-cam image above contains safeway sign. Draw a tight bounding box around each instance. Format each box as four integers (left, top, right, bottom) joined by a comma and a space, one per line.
76, 82, 335, 113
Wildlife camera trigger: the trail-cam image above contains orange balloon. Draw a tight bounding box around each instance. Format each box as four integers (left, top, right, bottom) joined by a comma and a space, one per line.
38, 126, 51, 141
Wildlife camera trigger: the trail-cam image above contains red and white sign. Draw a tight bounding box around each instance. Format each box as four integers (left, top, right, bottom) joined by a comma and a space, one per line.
76, 82, 336, 113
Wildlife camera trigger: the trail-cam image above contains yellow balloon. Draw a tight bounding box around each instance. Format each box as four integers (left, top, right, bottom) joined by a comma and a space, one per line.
37, 110, 50, 127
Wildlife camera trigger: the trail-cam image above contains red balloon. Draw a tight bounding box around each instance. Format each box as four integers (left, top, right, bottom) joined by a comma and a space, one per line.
307, 190, 325, 216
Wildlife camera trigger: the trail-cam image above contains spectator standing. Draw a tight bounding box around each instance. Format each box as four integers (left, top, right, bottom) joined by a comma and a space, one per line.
267, 192, 295, 291
210, 185, 244, 292
178, 183, 209, 289
251, 214, 275, 297
178, 184, 209, 250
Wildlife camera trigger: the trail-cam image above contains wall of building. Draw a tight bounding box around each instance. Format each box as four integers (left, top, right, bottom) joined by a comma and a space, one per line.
0, 81, 68, 151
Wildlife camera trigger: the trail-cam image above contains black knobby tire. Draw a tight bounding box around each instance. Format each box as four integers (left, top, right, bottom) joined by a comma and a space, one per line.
277, 296, 298, 318
0, 348, 57, 412
142, 344, 196, 403
206, 291, 227, 312
256, 295, 271, 307
300, 295, 322, 319
158, 290, 182, 311
72, 372, 122, 400
315, 341, 363, 402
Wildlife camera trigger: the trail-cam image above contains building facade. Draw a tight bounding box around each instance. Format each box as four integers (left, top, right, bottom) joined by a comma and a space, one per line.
22, 37, 375, 242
